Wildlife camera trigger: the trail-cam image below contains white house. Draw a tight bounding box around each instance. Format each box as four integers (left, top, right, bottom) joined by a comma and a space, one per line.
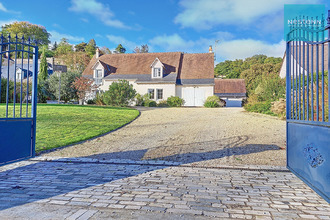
82, 50, 215, 106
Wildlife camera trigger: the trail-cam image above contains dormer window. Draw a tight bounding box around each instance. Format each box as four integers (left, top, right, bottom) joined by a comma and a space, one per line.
153, 68, 161, 78
150, 58, 164, 79
94, 69, 103, 85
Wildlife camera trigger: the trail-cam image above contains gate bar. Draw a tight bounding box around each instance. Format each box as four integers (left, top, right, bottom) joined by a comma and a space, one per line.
31, 46, 38, 157
316, 16, 319, 121
328, 10, 330, 122
0, 35, 2, 105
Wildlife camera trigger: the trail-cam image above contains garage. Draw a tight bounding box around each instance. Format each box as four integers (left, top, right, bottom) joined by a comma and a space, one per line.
182, 87, 205, 106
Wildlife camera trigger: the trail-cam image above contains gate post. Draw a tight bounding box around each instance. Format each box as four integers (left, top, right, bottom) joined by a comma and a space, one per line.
31, 46, 38, 157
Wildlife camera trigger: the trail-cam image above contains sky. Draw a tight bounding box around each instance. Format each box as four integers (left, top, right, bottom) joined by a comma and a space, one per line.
0, 0, 329, 64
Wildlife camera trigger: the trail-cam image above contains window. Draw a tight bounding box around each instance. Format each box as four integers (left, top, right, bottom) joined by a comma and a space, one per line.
148, 89, 155, 99
153, 68, 161, 78
94, 69, 103, 85
157, 89, 163, 100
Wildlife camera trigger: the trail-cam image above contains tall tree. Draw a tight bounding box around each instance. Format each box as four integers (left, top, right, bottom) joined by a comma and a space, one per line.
52, 41, 58, 51
72, 76, 97, 105
115, 44, 126, 53
85, 39, 96, 57
75, 42, 87, 52
1, 21, 50, 45
39, 47, 48, 82
55, 38, 73, 56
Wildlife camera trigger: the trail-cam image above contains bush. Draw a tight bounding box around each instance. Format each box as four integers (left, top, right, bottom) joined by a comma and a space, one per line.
95, 92, 105, 105
204, 101, 219, 108
135, 94, 144, 106
204, 95, 226, 108
103, 80, 136, 106
144, 100, 157, 107
157, 100, 169, 107
87, 99, 95, 104
167, 96, 184, 107
244, 101, 276, 116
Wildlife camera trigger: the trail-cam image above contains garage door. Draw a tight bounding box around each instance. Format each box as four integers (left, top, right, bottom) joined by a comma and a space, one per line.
183, 87, 205, 106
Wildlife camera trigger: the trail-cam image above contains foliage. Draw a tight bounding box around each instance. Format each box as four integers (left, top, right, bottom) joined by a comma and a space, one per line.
100, 46, 111, 54
1, 78, 14, 103
0, 104, 139, 152
244, 101, 276, 116
204, 101, 219, 108
52, 41, 58, 51
75, 42, 87, 52
37, 80, 51, 103
204, 95, 222, 108
167, 96, 185, 107
71, 76, 97, 104
39, 47, 48, 83
135, 93, 145, 106
95, 92, 105, 105
115, 44, 126, 53
1, 21, 50, 45
55, 38, 73, 56
103, 80, 136, 106
40, 45, 54, 58
47, 71, 80, 103
157, 100, 169, 107
85, 39, 97, 57
59, 51, 91, 72
144, 99, 157, 107
133, 44, 149, 53
87, 99, 95, 104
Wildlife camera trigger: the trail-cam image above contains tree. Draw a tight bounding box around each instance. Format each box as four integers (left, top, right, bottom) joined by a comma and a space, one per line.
75, 42, 87, 52
72, 76, 97, 104
52, 41, 58, 51
115, 44, 126, 53
103, 80, 136, 106
59, 51, 91, 72
100, 46, 111, 54
1, 21, 50, 45
47, 71, 80, 103
39, 47, 48, 83
133, 44, 149, 53
55, 38, 73, 56
85, 39, 96, 57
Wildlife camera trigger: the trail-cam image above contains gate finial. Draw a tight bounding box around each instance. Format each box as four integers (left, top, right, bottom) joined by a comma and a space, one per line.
327, 10, 330, 25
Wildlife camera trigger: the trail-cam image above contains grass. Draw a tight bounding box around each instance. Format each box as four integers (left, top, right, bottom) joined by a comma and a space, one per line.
0, 104, 139, 152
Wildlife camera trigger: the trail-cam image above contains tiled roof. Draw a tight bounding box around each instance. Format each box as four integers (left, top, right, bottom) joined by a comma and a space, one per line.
214, 79, 246, 94
83, 52, 214, 83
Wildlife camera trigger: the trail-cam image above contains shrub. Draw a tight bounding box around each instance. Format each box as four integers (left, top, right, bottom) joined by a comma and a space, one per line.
167, 96, 184, 107
144, 100, 157, 107
204, 101, 219, 108
244, 101, 276, 116
157, 100, 169, 107
135, 93, 144, 106
103, 80, 136, 106
95, 92, 105, 105
87, 99, 95, 104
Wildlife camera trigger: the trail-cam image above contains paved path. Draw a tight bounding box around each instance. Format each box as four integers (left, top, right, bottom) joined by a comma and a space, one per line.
0, 157, 329, 219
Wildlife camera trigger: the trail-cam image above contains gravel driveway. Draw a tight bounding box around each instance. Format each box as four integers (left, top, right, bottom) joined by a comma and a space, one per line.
44, 107, 286, 167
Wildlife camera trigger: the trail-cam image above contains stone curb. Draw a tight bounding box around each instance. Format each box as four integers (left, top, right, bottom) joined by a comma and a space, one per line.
30, 156, 289, 172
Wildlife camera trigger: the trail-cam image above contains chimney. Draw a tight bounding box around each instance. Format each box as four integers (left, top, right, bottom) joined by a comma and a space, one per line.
96, 48, 100, 58
209, 45, 213, 53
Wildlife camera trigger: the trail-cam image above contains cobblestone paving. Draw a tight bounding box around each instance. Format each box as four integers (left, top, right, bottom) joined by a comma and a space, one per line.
0, 157, 329, 219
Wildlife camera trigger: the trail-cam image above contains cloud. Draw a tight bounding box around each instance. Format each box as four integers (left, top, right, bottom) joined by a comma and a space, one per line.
106, 35, 139, 51
217, 39, 285, 61
0, 2, 8, 12
174, 0, 320, 30
149, 34, 213, 53
0, 20, 16, 28
69, 0, 129, 29
49, 31, 85, 44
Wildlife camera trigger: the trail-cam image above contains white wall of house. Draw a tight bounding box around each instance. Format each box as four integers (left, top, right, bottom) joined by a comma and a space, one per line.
280, 53, 307, 78
135, 83, 176, 101
100, 79, 137, 92
176, 85, 214, 106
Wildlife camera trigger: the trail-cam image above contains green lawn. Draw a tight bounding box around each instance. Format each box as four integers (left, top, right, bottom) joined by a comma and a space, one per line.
0, 104, 139, 152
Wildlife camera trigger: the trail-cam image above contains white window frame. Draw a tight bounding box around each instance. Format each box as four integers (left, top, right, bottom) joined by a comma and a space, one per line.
148, 89, 155, 99
94, 69, 103, 85
153, 68, 161, 78
156, 89, 163, 100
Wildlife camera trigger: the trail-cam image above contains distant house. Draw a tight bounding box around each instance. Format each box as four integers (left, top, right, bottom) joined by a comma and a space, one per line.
214, 79, 246, 107
0, 58, 67, 81
279, 43, 329, 78
83, 50, 215, 106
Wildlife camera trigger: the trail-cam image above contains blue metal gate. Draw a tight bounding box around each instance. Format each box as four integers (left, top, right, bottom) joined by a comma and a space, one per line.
286, 11, 330, 203
0, 35, 38, 165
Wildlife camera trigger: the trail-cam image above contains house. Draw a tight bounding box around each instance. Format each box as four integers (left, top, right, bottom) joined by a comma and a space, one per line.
0, 57, 67, 81
82, 50, 215, 106
279, 43, 329, 78
214, 79, 246, 107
